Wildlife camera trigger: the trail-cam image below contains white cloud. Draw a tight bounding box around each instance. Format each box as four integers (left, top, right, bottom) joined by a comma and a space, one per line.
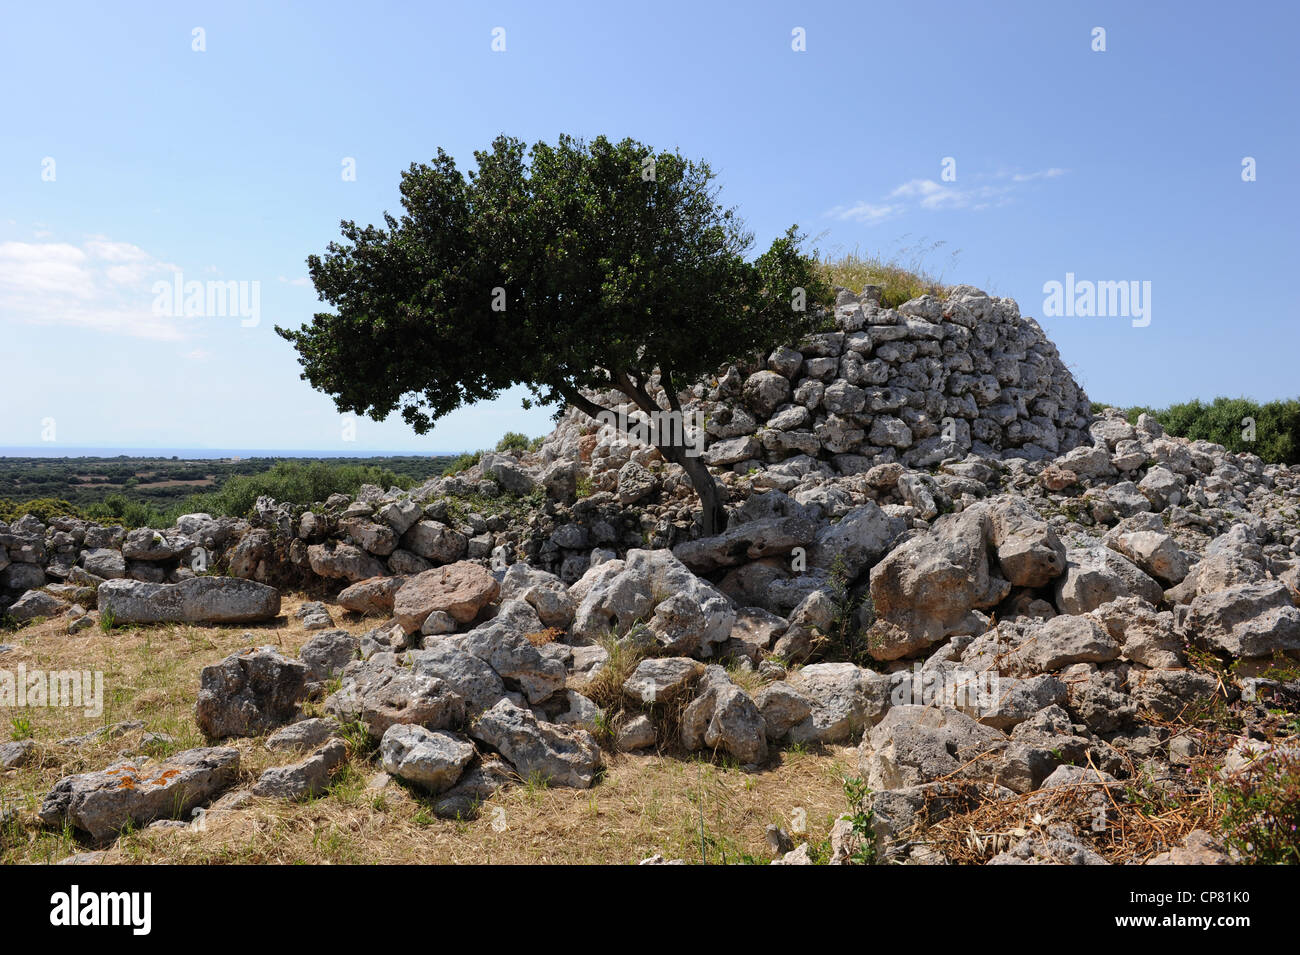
1012, 167, 1067, 182
824, 201, 901, 224
277, 275, 312, 287
889, 179, 968, 210
0, 237, 193, 341
826, 166, 1067, 222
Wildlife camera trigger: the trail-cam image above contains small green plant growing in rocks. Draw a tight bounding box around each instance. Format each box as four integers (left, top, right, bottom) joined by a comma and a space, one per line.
10, 715, 34, 741
821, 553, 871, 665
1212, 749, 1300, 864
841, 775, 877, 865
98, 607, 116, 634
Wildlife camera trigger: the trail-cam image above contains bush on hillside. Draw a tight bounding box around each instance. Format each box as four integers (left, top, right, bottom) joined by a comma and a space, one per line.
495, 432, 532, 454
0, 497, 89, 524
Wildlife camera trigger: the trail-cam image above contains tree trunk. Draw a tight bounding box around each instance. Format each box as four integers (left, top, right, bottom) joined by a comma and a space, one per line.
665, 445, 728, 536
562, 377, 730, 537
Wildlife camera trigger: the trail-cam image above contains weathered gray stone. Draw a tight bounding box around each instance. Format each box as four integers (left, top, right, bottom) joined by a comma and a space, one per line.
469, 699, 603, 789
336, 576, 403, 615
266, 717, 341, 752
681, 667, 767, 764
98, 576, 281, 624
380, 724, 475, 793
324, 661, 466, 738
195, 647, 309, 739
252, 739, 346, 800
39, 746, 239, 840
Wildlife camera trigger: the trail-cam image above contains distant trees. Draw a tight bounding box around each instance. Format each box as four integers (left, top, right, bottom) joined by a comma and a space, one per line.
1118, 397, 1299, 465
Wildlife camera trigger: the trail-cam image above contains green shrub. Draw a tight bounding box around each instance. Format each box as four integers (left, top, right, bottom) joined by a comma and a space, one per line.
84, 493, 168, 529
445, 451, 483, 476
176, 461, 413, 520
0, 497, 88, 523
1212, 748, 1300, 864
495, 432, 533, 454
73, 462, 415, 527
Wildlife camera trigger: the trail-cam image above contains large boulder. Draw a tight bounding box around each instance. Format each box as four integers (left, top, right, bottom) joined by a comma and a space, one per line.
324, 661, 466, 738
81, 547, 127, 580
307, 541, 387, 582
7, 589, 66, 623
98, 576, 281, 624
298, 629, 360, 683
680, 667, 767, 765
809, 502, 904, 578
340, 518, 398, 556
336, 576, 403, 615
121, 527, 182, 562
858, 705, 1005, 790
380, 724, 475, 793
1106, 530, 1189, 587
498, 563, 576, 628
987, 498, 1067, 588
401, 520, 469, 564
456, 622, 566, 704
39, 746, 239, 840
785, 662, 891, 744
195, 647, 309, 739
252, 739, 347, 800
1184, 581, 1300, 658
409, 642, 508, 715
571, 549, 734, 656
392, 562, 500, 633
672, 516, 817, 573
469, 699, 603, 789
867, 506, 1009, 656
1054, 546, 1163, 615
1009, 615, 1121, 673
622, 657, 705, 705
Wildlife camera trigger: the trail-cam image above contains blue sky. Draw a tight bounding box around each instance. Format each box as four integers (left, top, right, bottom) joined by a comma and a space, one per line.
2, 0, 1296, 453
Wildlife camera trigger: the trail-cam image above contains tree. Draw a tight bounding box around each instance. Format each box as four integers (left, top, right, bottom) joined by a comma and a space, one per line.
276, 134, 828, 534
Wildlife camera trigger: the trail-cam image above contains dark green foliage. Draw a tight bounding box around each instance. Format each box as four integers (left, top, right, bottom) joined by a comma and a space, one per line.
444, 450, 483, 476
84, 493, 169, 529
175, 460, 415, 519
276, 134, 829, 533
494, 432, 534, 454
279, 133, 826, 431
1111, 397, 1300, 465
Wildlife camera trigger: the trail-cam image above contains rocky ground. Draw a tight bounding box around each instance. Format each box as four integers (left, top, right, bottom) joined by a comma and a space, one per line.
2, 284, 1298, 865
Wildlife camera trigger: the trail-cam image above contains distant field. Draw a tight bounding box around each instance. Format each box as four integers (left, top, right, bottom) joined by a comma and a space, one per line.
0, 455, 459, 528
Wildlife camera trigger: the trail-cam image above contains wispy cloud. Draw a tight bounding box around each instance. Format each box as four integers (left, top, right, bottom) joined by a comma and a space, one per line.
822, 201, 902, 224
826, 166, 1067, 223
0, 237, 191, 341
1011, 167, 1067, 182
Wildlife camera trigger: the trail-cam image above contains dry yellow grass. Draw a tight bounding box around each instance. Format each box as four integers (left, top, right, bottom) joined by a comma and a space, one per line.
1, 595, 854, 865
813, 245, 951, 308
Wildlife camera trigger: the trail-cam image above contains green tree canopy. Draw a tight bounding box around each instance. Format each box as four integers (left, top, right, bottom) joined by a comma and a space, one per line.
277, 134, 828, 533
